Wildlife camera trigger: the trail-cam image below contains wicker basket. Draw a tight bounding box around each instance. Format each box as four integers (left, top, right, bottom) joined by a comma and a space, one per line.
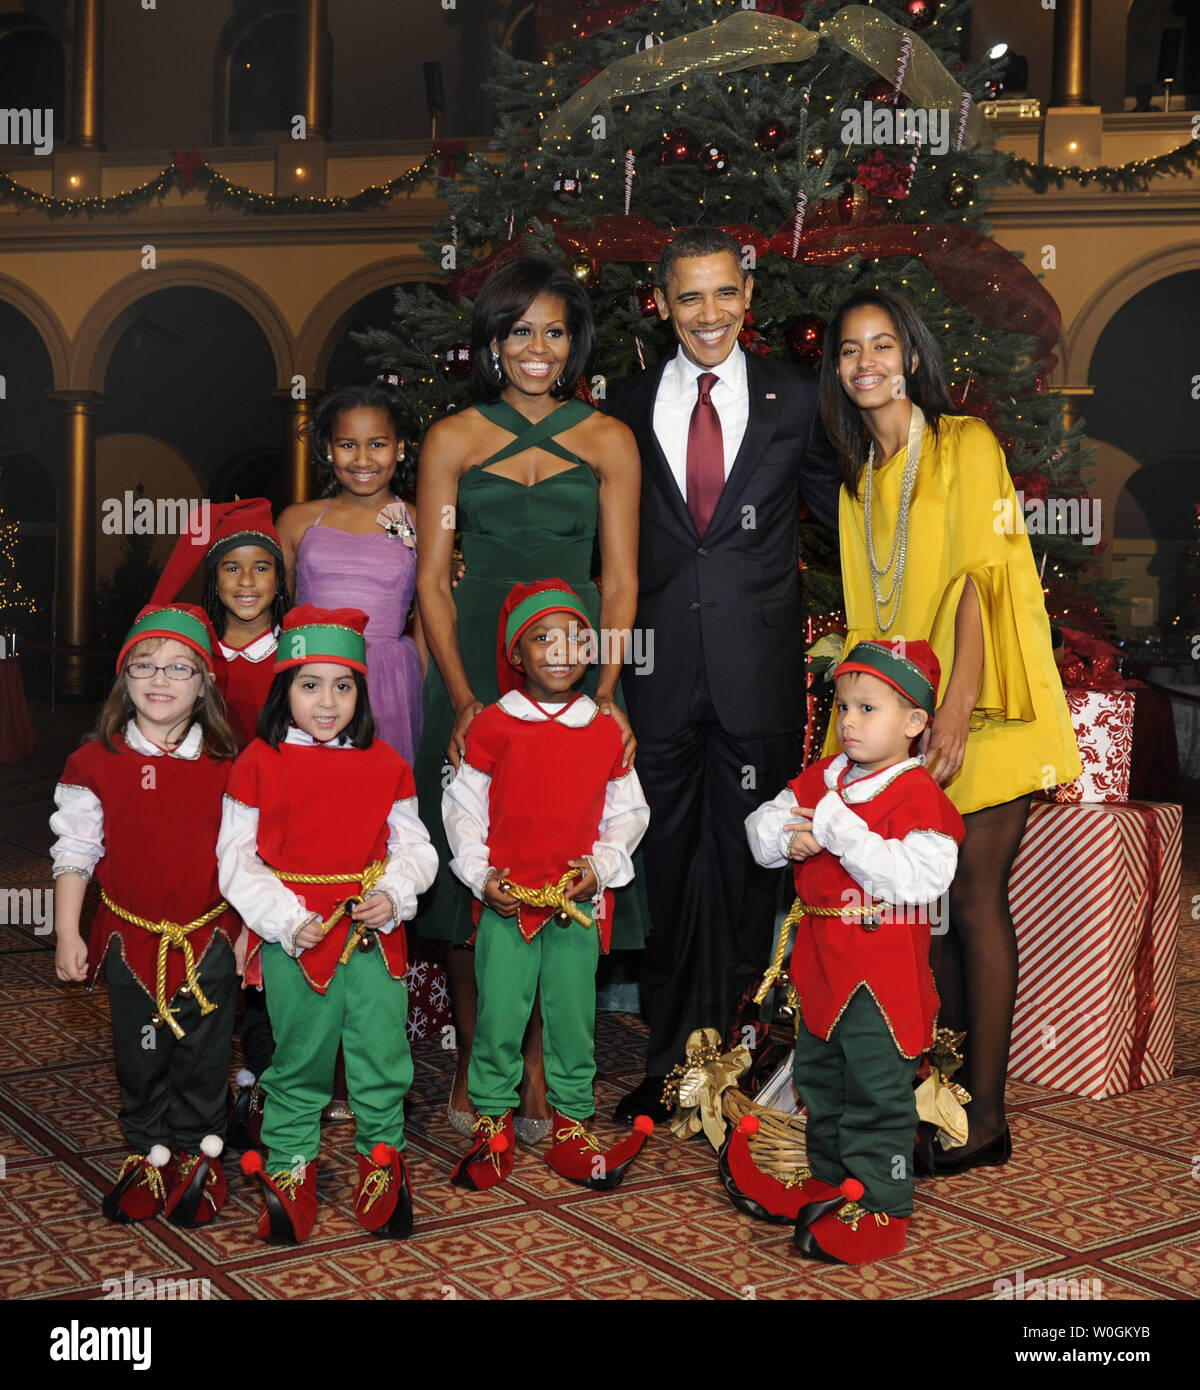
721, 1087, 808, 1181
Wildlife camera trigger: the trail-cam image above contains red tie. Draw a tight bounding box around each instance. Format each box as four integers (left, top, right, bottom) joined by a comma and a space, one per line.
685, 371, 723, 534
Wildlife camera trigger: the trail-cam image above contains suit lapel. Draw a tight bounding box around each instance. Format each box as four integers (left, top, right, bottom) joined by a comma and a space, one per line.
705, 353, 781, 535
636, 359, 697, 536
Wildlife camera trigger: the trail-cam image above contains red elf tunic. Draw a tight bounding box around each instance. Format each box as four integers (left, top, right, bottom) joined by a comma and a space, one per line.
56, 737, 236, 1004
787, 755, 965, 1058
461, 698, 632, 951
223, 737, 419, 991
215, 631, 277, 750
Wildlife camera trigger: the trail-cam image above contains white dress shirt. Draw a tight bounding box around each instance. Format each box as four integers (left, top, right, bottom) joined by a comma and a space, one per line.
652, 344, 750, 502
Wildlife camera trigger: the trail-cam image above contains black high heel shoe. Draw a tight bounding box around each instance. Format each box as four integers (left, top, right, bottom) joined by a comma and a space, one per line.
932, 1125, 1012, 1176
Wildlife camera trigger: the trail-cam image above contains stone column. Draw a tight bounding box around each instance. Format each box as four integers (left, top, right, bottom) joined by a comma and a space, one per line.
69, 0, 106, 150
273, 390, 317, 507
296, 0, 329, 141
48, 390, 105, 695
1051, 0, 1091, 108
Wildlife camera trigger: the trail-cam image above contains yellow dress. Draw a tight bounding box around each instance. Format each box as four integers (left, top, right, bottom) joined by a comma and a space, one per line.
825, 413, 1082, 815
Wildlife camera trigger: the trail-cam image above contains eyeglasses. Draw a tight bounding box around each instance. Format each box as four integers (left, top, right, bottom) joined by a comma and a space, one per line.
126, 662, 201, 682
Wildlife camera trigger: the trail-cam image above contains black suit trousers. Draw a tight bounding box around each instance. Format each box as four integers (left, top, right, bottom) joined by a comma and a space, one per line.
636, 659, 798, 1074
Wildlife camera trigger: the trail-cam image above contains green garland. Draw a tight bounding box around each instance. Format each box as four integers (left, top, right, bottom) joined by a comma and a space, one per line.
0, 151, 442, 218
1009, 135, 1200, 193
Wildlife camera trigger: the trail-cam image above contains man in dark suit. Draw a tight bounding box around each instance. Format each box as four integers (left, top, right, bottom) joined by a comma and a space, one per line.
604, 226, 841, 1121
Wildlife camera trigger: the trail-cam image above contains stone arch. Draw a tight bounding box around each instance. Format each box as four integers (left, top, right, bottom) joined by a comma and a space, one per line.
0, 274, 70, 389
69, 261, 296, 392
295, 255, 439, 386
1064, 241, 1200, 383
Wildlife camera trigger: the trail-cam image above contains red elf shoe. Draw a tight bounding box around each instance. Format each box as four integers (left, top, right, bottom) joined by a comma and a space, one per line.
451, 1112, 515, 1191
545, 1110, 653, 1191
165, 1136, 227, 1228
794, 1176, 866, 1237
718, 1115, 843, 1224
795, 1198, 909, 1265
241, 1151, 319, 1244
101, 1146, 174, 1224
354, 1142, 414, 1239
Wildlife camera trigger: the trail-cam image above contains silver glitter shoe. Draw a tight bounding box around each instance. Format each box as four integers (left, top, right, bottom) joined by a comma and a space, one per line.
446, 1102, 476, 1138
514, 1115, 553, 1146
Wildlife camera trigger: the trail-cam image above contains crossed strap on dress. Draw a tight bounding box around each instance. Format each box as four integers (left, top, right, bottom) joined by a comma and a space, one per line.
475, 399, 593, 470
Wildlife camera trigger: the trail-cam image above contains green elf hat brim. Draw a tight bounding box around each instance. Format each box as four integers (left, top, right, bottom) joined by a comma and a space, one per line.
504, 588, 592, 661
835, 641, 937, 716
273, 623, 368, 675
116, 605, 217, 674
206, 529, 285, 569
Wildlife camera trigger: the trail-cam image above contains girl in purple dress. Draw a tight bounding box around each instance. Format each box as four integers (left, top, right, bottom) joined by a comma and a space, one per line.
277, 382, 424, 763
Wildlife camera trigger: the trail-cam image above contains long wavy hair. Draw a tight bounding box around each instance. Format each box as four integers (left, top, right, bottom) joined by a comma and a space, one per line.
817, 288, 957, 495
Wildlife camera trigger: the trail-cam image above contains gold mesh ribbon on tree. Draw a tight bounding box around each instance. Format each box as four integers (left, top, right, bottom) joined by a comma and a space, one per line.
914, 1026, 971, 1148
661, 1027, 750, 1149
497, 870, 591, 928
270, 860, 388, 966
98, 888, 227, 1040
540, 6, 989, 153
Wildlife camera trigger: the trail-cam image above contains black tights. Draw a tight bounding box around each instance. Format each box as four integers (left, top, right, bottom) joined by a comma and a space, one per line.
930, 794, 1030, 1153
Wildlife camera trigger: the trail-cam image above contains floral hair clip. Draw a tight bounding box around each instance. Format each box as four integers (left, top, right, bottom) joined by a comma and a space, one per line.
376, 503, 416, 550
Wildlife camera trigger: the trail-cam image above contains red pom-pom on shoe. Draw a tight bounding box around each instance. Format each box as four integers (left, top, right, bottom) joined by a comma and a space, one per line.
241, 1150, 264, 1175
841, 1178, 864, 1200
633, 1114, 655, 1135
738, 1114, 761, 1138
371, 1142, 394, 1166
488, 1133, 510, 1154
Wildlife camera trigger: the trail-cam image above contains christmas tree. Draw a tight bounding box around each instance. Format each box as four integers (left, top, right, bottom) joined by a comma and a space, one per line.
355, 0, 1113, 624
0, 502, 36, 629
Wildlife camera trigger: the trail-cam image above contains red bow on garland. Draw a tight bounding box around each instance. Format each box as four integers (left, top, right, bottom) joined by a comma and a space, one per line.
174, 150, 204, 193
433, 139, 470, 180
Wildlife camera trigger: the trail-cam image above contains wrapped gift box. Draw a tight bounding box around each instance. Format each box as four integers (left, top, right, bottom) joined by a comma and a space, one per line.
1007, 800, 1180, 1098
1047, 689, 1135, 803
404, 943, 452, 1042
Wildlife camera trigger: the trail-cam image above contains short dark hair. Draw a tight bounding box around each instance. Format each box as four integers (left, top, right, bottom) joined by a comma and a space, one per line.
203, 557, 290, 640
817, 288, 956, 494
257, 667, 375, 749
657, 226, 748, 293
469, 257, 595, 402
307, 381, 419, 501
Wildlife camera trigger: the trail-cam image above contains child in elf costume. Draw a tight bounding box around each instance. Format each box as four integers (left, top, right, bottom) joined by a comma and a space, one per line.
51, 604, 240, 1228
442, 580, 653, 1191
152, 497, 292, 1147
217, 606, 437, 1242
739, 639, 964, 1265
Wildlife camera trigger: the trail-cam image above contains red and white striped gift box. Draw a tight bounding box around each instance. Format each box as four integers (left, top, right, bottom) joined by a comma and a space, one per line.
1007, 800, 1180, 1098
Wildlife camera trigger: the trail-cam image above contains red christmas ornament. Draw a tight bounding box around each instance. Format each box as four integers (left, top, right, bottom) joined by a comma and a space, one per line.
904, 0, 936, 28
789, 313, 826, 366
444, 342, 472, 375
660, 128, 698, 164
863, 78, 907, 107
700, 143, 728, 173
635, 283, 658, 317
755, 116, 787, 152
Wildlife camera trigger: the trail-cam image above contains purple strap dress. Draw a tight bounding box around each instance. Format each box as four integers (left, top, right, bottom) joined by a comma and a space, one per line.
294, 502, 423, 764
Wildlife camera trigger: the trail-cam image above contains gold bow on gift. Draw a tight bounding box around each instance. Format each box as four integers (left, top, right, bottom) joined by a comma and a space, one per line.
914, 1027, 972, 1149
661, 1028, 750, 1150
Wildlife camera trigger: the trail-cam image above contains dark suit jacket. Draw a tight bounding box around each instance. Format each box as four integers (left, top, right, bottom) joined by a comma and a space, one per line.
604, 349, 841, 740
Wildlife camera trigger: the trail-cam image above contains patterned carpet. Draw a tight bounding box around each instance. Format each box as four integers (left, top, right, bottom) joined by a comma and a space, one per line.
2, 702, 1197, 1301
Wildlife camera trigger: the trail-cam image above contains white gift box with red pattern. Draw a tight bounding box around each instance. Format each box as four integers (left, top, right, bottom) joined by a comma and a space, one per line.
1047, 689, 1135, 803
1007, 800, 1180, 1098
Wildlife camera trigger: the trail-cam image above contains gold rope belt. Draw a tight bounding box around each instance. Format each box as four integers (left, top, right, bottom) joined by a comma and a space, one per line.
753, 895, 896, 1005
270, 860, 387, 966
496, 870, 591, 928
98, 888, 227, 1039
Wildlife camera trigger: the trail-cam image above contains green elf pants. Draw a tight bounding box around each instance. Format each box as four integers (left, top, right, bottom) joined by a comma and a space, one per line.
106, 940, 237, 1153
470, 903, 600, 1121
792, 986, 920, 1216
260, 940, 412, 1172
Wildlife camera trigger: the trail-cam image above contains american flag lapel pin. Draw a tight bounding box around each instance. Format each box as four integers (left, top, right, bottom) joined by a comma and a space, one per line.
765, 392, 776, 400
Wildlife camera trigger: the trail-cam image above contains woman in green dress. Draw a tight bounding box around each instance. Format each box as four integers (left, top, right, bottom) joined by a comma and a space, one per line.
414, 258, 644, 1140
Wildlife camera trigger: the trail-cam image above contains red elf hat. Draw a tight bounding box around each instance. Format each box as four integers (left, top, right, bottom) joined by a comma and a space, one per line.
116, 604, 220, 674
834, 638, 941, 716
150, 498, 284, 605
496, 579, 593, 696
273, 605, 369, 674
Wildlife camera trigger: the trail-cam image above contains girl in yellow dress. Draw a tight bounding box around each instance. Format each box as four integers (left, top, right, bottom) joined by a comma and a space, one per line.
817, 289, 1081, 1170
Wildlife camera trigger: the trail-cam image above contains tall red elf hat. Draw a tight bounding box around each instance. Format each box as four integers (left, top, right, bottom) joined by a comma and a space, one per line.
116, 604, 220, 674
496, 579, 593, 696
273, 605, 369, 674
834, 638, 941, 715
150, 498, 284, 605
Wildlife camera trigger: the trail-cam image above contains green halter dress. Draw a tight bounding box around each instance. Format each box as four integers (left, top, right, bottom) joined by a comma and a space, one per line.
414, 398, 649, 948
